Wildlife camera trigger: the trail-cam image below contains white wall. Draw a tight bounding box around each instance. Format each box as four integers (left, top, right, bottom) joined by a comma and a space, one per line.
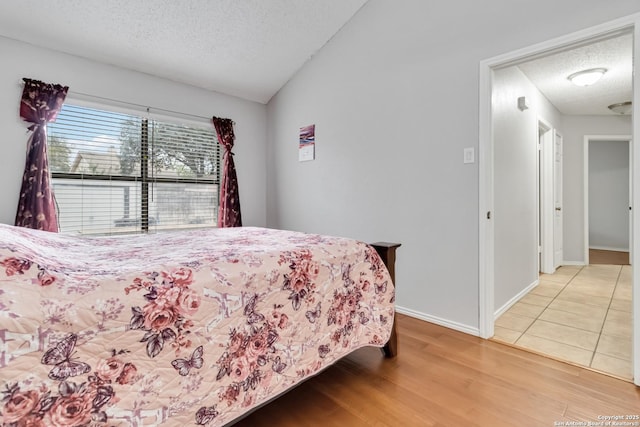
562, 115, 632, 262
0, 36, 267, 227
493, 66, 563, 312
589, 140, 630, 251
266, 0, 640, 332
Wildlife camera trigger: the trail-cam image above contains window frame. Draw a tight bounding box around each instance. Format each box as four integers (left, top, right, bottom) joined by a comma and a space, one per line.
48, 100, 221, 235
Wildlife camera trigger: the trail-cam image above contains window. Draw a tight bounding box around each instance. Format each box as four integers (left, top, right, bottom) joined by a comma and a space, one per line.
48, 104, 220, 235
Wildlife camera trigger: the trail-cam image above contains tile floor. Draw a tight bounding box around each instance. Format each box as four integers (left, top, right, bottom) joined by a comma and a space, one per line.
493, 264, 633, 380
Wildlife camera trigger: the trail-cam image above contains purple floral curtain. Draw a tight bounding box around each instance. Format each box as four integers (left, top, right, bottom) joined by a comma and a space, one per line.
15, 78, 69, 232
212, 116, 242, 228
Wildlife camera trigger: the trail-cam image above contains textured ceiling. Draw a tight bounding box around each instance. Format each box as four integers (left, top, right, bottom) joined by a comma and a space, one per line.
0, 2, 631, 112
518, 32, 632, 116
0, 0, 368, 104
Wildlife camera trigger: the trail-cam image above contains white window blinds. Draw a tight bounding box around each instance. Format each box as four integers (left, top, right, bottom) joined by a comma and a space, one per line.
48, 104, 220, 235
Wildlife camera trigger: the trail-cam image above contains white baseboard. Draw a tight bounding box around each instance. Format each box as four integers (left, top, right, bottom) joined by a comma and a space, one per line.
562, 261, 586, 266
395, 305, 480, 337
493, 279, 539, 319
589, 246, 629, 252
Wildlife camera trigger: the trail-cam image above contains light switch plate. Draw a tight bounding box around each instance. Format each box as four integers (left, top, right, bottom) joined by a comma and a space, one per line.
464, 147, 475, 164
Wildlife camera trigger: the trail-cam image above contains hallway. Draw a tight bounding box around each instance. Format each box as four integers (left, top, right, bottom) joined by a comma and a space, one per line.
493, 264, 632, 380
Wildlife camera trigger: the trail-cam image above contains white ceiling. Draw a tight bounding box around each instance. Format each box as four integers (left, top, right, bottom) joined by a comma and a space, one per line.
0, 2, 632, 113
0, 0, 368, 104
518, 32, 633, 116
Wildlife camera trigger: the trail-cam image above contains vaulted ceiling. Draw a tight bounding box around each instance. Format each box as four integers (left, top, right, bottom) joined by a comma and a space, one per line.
0, 2, 631, 114
0, 0, 368, 104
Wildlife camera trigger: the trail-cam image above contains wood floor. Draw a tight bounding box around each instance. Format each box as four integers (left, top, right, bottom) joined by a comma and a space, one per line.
234, 314, 639, 426
589, 249, 629, 265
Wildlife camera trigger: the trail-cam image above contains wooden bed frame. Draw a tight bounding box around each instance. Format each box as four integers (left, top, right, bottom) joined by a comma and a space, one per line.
370, 242, 401, 358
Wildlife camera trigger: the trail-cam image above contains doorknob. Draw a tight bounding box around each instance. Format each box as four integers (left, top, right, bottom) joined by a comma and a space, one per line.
555, 207, 562, 211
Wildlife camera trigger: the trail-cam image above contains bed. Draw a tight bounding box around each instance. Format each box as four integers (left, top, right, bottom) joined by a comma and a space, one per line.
0, 224, 397, 426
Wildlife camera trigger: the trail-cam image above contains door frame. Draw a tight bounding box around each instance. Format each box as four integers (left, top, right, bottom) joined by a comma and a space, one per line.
583, 135, 632, 264
478, 14, 640, 385
539, 118, 555, 274
554, 130, 564, 269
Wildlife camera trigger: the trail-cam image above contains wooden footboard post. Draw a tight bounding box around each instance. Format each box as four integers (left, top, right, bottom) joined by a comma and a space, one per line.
370, 242, 401, 358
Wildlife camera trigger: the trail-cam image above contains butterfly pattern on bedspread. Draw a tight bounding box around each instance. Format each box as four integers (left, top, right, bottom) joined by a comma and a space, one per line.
0, 225, 395, 426
172, 346, 204, 377
1, 333, 139, 426
41, 333, 91, 381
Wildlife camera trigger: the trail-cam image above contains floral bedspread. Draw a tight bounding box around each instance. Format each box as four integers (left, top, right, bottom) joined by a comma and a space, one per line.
0, 225, 394, 426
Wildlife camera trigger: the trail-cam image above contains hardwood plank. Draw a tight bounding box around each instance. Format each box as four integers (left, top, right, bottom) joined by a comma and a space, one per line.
234, 314, 639, 426
589, 249, 629, 265
234, 383, 368, 427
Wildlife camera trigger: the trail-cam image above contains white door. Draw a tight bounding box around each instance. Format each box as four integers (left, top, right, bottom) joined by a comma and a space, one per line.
539, 120, 554, 274
554, 132, 563, 268
630, 140, 633, 265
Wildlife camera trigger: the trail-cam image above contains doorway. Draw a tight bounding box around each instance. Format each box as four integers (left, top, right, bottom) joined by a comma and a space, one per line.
554, 130, 564, 269
538, 118, 557, 275
478, 19, 639, 385
584, 136, 632, 265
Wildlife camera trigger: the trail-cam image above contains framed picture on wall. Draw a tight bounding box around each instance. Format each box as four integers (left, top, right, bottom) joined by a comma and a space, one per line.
299, 124, 315, 162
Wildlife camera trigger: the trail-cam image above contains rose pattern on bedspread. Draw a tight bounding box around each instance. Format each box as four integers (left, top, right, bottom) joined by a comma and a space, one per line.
0, 225, 395, 426
125, 268, 202, 358
1, 336, 138, 427
279, 249, 319, 311
0, 257, 56, 287
212, 294, 283, 414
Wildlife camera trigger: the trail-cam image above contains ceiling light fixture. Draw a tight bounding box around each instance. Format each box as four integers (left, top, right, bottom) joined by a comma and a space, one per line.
608, 101, 632, 115
567, 68, 607, 86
